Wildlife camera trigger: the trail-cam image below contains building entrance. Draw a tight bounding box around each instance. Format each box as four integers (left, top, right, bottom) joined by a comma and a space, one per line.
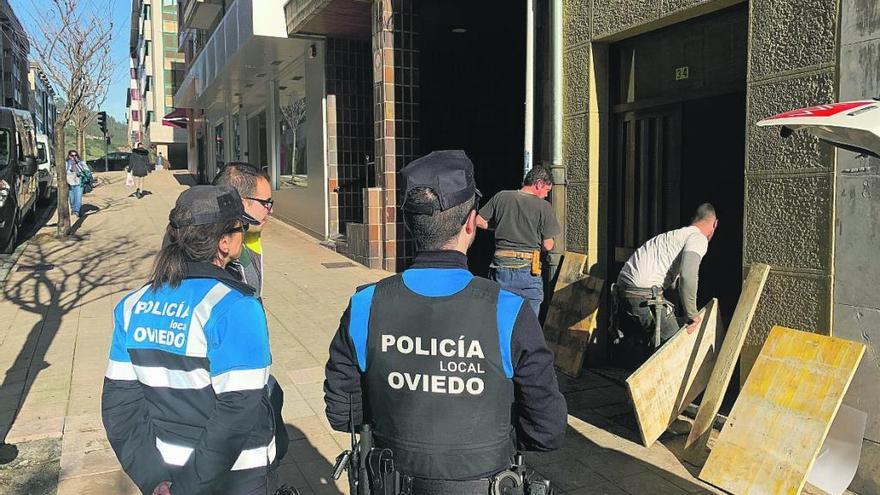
418, 0, 527, 274
609, 4, 748, 325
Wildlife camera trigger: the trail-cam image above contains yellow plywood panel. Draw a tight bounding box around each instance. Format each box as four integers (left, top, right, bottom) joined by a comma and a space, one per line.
700, 326, 866, 495
543, 252, 602, 376
626, 299, 720, 447
684, 263, 771, 465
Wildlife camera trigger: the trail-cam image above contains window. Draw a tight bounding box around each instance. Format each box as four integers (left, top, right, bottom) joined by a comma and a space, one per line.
278, 95, 308, 188
0, 130, 10, 168
36, 142, 47, 164
214, 123, 225, 170
231, 113, 241, 160
131, 110, 140, 122
130, 67, 138, 79
144, 40, 151, 57
130, 88, 140, 101
145, 76, 152, 92
143, 4, 150, 20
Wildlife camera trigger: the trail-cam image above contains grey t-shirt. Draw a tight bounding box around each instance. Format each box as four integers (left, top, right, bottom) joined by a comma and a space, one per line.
478, 190, 562, 251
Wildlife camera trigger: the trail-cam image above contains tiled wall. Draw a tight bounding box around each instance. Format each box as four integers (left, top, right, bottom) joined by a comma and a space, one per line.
368, 0, 420, 272
326, 38, 374, 237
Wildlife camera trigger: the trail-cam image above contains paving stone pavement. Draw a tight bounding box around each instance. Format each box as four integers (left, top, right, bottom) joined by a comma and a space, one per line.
0, 171, 726, 495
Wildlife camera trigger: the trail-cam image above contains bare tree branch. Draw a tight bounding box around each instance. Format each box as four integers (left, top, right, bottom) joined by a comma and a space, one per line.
22, 0, 116, 237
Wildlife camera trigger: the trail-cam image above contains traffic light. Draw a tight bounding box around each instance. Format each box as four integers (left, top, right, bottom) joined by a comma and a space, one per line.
97, 111, 108, 135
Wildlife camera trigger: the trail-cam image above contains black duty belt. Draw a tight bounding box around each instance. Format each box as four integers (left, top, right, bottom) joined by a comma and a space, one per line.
409, 477, 492, 495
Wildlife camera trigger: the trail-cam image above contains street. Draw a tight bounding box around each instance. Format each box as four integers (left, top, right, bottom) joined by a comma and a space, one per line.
0, 170, 738, 495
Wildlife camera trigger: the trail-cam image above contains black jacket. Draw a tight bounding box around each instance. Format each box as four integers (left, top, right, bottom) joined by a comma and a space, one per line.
323, 250, 567, 453
129, 147, 151, 177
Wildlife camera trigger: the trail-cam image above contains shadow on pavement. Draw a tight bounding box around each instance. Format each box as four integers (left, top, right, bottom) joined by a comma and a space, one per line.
0, 200, 141, 462
275, 423, 345, 495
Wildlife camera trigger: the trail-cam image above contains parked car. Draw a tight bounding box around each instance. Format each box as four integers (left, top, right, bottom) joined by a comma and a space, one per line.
0, 107, 39, 253
36, 133, 56, 202
87, 151, 131, 172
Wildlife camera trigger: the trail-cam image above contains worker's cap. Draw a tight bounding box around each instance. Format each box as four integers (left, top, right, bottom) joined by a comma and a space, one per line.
169, 185, 258, 228
400, 150, 481, 215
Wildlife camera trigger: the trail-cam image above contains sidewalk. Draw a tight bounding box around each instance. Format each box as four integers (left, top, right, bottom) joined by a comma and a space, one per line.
0, 171, 722, 494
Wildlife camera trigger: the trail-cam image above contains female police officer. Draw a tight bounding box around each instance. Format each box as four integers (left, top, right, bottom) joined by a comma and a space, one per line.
102, 185, 277, 494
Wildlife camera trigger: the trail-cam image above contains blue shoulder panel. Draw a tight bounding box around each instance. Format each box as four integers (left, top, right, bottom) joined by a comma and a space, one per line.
349, 284, 376, 372
496, 289, 524, 379
402, 268, 473, 297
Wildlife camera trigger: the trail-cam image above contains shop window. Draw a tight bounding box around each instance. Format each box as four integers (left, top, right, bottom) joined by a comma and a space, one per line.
278, 95, 307, 188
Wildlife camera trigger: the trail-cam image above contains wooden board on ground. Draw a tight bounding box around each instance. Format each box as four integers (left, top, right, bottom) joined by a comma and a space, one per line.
543, 252, 603, 376
699, 326, 865, 495
625, 298, 720, 447
683, 263, 771, 465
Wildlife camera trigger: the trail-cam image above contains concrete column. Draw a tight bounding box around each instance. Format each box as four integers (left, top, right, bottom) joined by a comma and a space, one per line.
266, 78, 280, 190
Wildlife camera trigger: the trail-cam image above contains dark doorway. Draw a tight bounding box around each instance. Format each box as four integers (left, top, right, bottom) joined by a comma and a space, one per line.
417, 0, 527, 275
609, 4, 748, 325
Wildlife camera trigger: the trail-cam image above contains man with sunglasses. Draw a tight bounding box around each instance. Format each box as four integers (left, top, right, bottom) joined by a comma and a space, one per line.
614, 203, 719, 360
324, 151, 566, 494
212, 162, 273, 298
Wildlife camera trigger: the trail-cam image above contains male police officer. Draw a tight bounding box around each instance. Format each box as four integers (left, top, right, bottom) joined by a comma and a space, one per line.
324, 150, 567, 493
102, 186, 277, 494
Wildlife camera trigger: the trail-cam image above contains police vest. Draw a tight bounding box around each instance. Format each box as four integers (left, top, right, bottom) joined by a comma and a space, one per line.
350, 270, 523, 480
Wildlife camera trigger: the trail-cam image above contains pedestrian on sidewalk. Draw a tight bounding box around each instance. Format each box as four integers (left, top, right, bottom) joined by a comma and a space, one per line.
128, 142, 151, 198
102, 185, 278, 495
324, 151, 567, 494
212, 162, 273, 297
156, 151, 165, 171
65, 149, 85, 216
476, 166, 561, 317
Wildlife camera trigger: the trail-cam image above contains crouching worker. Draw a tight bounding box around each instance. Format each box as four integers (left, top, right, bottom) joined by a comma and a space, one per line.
324, 151, 567, 495
102, 185, 278, 495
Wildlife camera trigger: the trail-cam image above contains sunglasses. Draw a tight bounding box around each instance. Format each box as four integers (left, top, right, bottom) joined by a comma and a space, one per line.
246, 196, 274, 211
225, 223, 249, 234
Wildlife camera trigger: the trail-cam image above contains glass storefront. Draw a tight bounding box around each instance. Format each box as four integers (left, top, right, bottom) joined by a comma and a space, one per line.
278, 94, 308, 188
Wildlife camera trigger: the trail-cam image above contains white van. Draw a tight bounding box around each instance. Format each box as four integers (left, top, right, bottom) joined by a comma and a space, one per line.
36, 133, 55, 201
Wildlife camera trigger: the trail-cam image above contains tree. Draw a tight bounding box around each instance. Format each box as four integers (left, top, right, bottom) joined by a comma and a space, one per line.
24, 0, 114, 237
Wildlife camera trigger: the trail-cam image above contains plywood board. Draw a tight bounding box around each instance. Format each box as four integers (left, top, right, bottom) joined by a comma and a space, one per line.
699, 326, 866, 495
625, 298, 720, 447
543, 252, 603, 376
683, 263, 771, 465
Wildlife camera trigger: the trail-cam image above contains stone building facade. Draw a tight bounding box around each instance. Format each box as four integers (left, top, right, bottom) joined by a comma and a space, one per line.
281, 0, 878, 488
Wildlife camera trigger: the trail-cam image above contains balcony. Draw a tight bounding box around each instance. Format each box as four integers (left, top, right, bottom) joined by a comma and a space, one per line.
183, 0, 223, 31
175, 0, 303, 110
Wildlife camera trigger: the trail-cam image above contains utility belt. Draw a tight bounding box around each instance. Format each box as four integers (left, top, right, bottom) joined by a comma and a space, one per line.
494, 250, 542, 276
334, 432, 553, 495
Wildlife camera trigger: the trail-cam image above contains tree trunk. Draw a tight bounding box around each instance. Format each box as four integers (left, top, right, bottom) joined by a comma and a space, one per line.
54, 120, 71, 237
76, 128, 84, 156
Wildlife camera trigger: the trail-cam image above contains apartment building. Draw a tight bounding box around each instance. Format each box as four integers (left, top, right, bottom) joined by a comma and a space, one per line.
127, 0, 187, 166
174, 0, 331, 237
0, 0, 30, 111
27, 62, 56, 141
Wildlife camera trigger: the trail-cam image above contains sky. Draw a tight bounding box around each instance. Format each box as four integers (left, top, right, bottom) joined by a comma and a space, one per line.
8, 0, 133, 121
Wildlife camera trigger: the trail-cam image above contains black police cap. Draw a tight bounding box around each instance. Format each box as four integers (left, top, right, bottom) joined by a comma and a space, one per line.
400, 150, 481, 215
169, 185, 258, 228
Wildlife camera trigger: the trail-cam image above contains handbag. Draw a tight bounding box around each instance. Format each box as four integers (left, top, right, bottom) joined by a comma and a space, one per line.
126, 171, 134, 187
